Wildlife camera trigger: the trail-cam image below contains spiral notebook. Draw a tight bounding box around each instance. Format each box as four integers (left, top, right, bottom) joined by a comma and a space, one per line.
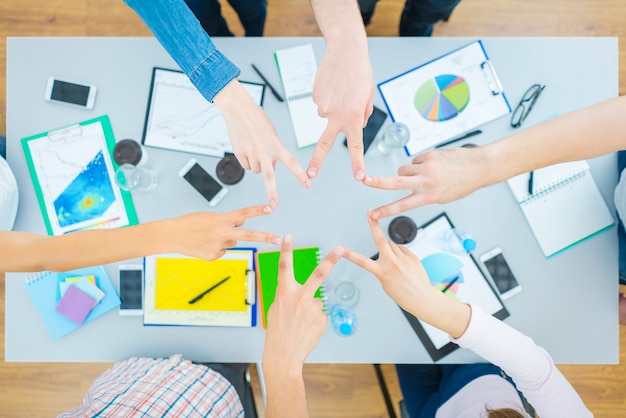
275, 44, 326, 148
507, 160, 614, 258
23, 265, 121, 339
255, 247, 324, 329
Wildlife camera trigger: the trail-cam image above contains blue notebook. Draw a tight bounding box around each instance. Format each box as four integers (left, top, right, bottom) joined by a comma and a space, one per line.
24, 265, 121, 339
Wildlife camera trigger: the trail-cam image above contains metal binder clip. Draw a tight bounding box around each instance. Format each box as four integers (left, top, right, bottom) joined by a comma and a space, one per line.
480, 61, 504, 96
48, 125, 83, 142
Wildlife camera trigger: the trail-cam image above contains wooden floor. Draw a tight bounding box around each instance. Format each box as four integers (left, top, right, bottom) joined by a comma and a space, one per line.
2, 0, 626, 416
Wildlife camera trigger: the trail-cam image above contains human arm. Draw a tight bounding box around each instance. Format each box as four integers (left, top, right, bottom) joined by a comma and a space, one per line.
0, 204, 278, 272
123, 0, 310, 207
263, 234, 344, 418
341, 214, 591, 417
306, 0, 374, 181
364, 95, 626, 219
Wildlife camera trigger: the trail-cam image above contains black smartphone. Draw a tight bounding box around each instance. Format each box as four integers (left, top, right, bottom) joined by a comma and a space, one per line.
118, 264, 143, 315
343, 105, 388, 154
178, 158, 228, 206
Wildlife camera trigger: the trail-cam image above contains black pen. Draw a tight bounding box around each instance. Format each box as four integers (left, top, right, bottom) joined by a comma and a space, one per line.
188, 276, 231, 304
528, 171, 534, 195
251, 64, 284, 102
435, 130, 482, 149
441, 276, 460, 294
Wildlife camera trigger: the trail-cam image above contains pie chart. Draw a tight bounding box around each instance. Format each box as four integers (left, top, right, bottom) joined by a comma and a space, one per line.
414, 74, 470, 122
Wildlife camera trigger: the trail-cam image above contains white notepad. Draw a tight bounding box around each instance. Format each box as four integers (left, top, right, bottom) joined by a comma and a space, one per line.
275, 44, 326, 148
507, 160, 614, 258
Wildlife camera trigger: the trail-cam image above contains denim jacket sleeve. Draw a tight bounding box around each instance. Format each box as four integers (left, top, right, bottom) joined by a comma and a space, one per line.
124, 0, 240, 102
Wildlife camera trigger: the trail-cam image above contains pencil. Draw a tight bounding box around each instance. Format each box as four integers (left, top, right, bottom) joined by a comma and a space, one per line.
188, 276, 231, 304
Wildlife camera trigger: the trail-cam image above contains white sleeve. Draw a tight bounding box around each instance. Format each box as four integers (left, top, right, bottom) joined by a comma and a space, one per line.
450, 305, 593, 418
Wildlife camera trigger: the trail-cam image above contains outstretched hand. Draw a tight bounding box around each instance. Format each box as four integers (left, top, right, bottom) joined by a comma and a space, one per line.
364, 147, 488, 219
340, 213, 470, 338
169, 204, 280, 260
264, 234, 344, 372
307, 40, 374, 181
214, 80, 311, 208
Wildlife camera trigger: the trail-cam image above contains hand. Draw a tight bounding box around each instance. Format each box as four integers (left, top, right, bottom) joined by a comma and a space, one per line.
340, 214, 435, 314
214, 80, 311, 208
341, 213, 471, 338
364, 147, 488, 219
307, 40, 374, 181
166, 204, 280, 260
263, 234, 344, 373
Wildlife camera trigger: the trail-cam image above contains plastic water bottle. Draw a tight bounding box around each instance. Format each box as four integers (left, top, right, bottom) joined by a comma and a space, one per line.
442, 228, 476, 254
330, 304, 357, 337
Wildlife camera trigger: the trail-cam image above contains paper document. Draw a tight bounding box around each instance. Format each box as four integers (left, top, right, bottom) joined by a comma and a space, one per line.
275, 44, 327, 148
378, 40, 511, 156
142, 67, 265, 157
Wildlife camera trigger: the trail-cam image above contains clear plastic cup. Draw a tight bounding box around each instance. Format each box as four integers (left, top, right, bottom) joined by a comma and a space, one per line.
334, 280, 360, 307
115, 163, 157, 192
378, 122, 410, 154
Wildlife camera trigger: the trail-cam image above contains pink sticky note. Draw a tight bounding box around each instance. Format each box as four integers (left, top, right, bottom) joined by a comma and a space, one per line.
55, 285, 97, 325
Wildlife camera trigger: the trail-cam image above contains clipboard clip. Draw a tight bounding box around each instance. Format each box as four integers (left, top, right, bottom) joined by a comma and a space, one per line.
480, 60, 504, 96
245, 269, 256, 305
48, 125, 83, 142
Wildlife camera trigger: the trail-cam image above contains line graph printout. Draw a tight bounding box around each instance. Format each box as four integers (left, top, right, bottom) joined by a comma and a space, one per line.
142, 67, 265, 157
378, 41, 511, 156
21, 116, 137, 236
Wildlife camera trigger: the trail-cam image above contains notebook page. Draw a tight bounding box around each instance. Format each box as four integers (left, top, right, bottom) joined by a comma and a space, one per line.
275, 44, 326, 148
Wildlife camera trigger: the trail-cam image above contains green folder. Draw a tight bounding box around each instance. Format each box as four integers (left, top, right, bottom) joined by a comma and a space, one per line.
255, 247, 324, 328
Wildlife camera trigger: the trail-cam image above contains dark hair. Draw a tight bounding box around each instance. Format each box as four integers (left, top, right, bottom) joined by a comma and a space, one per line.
485, 407, 527, 418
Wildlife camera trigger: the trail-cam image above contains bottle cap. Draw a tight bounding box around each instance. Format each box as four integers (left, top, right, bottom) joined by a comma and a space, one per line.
113, 139, 143, 166
216, 153, 245, 185
388, 216, 418, 244
339, 322, 353, 336
462, 238, 477, 252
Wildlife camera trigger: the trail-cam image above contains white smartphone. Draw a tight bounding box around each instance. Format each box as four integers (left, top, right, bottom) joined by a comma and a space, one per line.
118, 264, 143, 316
480, 247, 522, 300
44, 77, 97, 109
178, 158, 228, 207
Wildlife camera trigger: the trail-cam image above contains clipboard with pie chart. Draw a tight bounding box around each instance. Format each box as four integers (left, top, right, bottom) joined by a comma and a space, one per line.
378, 40, 511, 156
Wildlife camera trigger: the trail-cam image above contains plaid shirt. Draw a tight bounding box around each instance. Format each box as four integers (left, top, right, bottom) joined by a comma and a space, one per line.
59, 355, 243, 417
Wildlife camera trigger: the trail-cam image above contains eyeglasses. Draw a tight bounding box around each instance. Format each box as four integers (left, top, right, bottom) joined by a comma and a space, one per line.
510, 84, 545, 128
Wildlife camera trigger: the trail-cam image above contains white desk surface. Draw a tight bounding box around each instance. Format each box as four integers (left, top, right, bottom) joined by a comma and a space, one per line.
5, 37, 619, 363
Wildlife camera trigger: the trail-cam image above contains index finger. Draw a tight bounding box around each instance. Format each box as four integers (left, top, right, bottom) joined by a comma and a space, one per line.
371, 194, 425, 220
345, 125, 366, 181
260, 159, 279, 209
303, 246, 344, 297
363, 175, 419, 191
231, 229, 281, 246
307, 123, 339, 179
277, 147, 311, 189
227, 204, 273, 223
277, 234, 295, 288
367, 214, 393, 256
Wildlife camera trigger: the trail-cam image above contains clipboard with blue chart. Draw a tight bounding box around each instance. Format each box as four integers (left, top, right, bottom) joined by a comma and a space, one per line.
21, 115, 137, 235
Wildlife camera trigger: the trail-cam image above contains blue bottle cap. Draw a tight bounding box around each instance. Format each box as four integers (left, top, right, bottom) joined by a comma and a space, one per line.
462, 238, 477, 252
339, 322, 353, 336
